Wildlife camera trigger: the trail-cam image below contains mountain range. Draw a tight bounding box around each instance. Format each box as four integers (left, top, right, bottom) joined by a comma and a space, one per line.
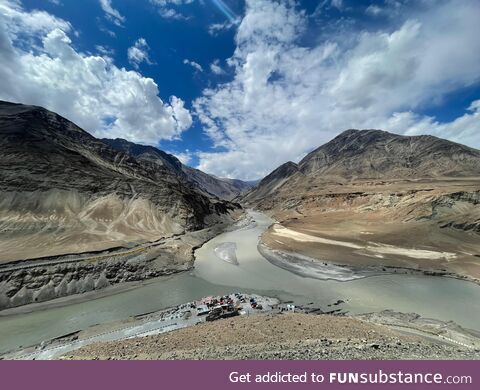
0, 101, 245, 262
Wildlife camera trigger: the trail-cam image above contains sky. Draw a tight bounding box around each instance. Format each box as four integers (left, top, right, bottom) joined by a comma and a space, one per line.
0, 0, 479, 181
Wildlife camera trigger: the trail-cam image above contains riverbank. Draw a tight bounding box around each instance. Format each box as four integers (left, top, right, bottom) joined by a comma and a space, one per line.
0, 211, 244, 311
63, 311, 480, 360
1, 293, 279, 360
2, 288, 480, 360
260, 215, 480, 285
259, 242, 480, 285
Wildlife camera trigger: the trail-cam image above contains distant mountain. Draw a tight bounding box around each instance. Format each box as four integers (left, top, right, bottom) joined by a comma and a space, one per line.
243, 129, 480, 205
100, 138, 185, 178
102, 138, 253, 200
0, 101, 237, 261
299, 129, 480, 179
241, 161, 298, 202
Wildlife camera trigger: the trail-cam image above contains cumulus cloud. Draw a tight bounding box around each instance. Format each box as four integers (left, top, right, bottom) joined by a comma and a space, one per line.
194, 0, 480, 180
0, 1, 192, 145
386, 101, 480, 150
128, 38, 152, 68
183, 58, 203, 72
99, 0, 125, 26
0, 0, 72, 38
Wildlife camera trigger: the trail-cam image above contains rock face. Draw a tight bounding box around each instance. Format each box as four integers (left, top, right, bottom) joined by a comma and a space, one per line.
102, 138, 253, 200
0, 211, 234, 310
0, 100, 238, 262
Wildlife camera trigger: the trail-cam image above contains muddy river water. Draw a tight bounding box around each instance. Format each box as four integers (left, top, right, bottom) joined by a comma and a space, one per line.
1, 211, 479, 354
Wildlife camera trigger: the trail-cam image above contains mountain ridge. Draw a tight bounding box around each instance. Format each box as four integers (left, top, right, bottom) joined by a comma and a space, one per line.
0, 100, 238, 262
102, 138, 253, 200
243, 128, 480, 205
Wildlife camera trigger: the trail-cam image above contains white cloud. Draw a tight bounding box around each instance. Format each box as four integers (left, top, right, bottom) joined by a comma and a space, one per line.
385, 101, 480, 150
99, 0, 124, 27
210, 59, 225, 75
150, 0, 193, 20
128, 37, 152, 69
95, 44, 114, 57
0, 0, 72, 38
194, 0, 480, 180
183, 58, 203, 72
365, 5, 382, 16
208, 18, 240, 36
0, 1, 192, 145
171, 149, 192, 165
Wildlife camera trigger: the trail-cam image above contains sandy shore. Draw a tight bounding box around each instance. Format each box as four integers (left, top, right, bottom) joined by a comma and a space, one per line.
261, 213, 480, 284
259, 242, 480, 286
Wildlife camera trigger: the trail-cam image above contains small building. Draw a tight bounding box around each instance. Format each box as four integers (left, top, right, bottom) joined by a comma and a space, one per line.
196, 304, 210, 316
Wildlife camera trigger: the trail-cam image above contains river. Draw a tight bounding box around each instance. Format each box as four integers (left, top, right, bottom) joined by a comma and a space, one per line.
1, 211, 479, 354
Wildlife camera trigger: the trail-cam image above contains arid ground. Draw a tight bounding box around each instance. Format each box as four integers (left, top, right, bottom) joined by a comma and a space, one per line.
261, 179, 480, 281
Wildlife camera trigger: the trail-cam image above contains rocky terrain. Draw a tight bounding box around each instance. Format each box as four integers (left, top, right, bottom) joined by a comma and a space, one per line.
242, 129, 480, 281
102, 138, 252, 200
65, 312, 480, 360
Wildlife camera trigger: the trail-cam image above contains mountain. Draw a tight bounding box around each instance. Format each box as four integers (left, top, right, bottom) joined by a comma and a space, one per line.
241, 161, 299, 202
0, 101, 238, 262
102, 138, 253, 200
100, 138, 186, 178
299, 129, 480, 179
245, 129, 480, 282
243, 129, 480, 205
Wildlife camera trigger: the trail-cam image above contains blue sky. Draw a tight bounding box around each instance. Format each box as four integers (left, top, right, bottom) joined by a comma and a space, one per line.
1, 0, 479, 180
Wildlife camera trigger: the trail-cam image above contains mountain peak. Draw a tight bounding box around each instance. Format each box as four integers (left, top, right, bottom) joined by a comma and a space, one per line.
243, 129, 480, 204
299, 129, 480, 179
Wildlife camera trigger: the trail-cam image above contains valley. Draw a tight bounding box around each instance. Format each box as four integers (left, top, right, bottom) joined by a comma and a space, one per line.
2, 210, 480, 359
0, 103, 479, 360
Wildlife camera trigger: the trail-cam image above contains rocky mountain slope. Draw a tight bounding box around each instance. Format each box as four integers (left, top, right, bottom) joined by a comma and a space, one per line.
300, 129, 480, 179
102, 138, 252, 200
0, 101, 238, 263
243, 129, 480, 281
243, 129, 480, 205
